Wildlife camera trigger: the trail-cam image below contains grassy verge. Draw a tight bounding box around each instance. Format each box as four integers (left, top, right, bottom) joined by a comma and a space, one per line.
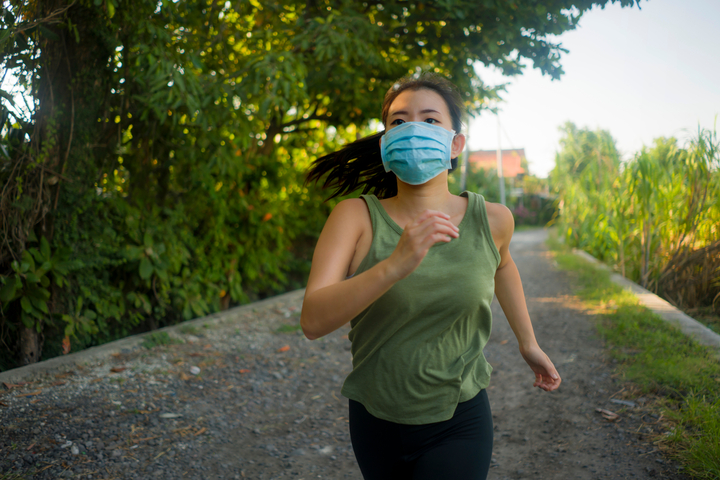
547, 232, 720, 479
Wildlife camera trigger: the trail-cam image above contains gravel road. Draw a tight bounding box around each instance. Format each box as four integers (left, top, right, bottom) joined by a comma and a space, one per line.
0, 229, 687, 479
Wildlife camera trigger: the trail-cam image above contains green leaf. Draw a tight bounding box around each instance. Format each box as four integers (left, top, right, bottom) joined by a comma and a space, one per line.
64, 321, 75, 337
21, 312, 34, 329
0, 88, 15, 106
143, 231, 153, 248
30, 296, 49, 314
25, 272, 40, 283
29, 248, 44, 264
190, 299, 207, 317
139, 257, 154, 279
25, 284, 50, 301
125, 246, 144, 260
39, 25, 59, 41
106, 0, 116, 18
40, 236, 51, 260
20, 296, 32, 313
154, 266, 167, 280
0, 280, 17, 302
2, 9, 15, 25
21, 250, 35, 271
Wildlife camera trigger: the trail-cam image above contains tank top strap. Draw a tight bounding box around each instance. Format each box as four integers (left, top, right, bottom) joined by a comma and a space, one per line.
461, 191, 501, 267
360, 194, 403, 237
360, 194, 380, 236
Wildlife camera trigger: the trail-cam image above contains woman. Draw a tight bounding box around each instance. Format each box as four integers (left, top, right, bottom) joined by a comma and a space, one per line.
301, 73, 561, 480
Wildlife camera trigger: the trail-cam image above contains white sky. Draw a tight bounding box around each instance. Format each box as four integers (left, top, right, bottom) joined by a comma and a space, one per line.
468, 0, 720, 178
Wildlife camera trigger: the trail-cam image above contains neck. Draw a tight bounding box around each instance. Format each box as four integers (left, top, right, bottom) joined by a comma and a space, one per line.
391, 172, 454, 215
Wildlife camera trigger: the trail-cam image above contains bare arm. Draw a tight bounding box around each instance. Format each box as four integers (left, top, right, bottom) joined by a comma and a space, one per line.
490, 204, 561, 392
301, 199, 459, 340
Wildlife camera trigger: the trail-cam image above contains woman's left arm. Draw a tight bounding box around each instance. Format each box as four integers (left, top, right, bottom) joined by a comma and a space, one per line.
489, 204, 561, 392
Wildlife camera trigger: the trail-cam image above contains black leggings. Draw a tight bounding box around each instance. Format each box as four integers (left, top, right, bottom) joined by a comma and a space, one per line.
349, 390, 493, 480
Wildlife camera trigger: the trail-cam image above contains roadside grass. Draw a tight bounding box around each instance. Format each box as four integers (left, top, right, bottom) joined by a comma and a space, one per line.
513, 224, 544, 233
687, 306, 720, 335
179, 324, 200, 336
275, 323, 303, 334
141, 331, 184, 349
0, 472, 33, 480
547, 233, 720, 479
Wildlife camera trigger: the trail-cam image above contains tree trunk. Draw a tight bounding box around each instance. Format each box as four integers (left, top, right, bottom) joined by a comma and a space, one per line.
20, 326, 43, 365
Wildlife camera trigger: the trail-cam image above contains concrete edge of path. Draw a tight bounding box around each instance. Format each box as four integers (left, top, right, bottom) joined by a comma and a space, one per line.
0, 288, 306, 385
572, 248, 720, 360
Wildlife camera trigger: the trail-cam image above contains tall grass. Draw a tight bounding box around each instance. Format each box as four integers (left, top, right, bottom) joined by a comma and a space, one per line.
552, 125, 720, 323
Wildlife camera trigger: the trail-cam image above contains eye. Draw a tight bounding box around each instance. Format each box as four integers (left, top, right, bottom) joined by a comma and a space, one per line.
424, 118, 438, 124
391, 119, 405, 125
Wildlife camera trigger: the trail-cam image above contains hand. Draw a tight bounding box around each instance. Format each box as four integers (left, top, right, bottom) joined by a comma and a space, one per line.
520, 344, 561, 392
385, 210, 459, 281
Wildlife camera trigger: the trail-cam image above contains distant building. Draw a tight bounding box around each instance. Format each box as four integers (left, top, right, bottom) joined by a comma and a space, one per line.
468, 149, 527, 177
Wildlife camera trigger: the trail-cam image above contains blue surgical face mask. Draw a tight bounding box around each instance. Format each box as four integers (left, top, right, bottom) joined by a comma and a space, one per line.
380, 122, 456, 185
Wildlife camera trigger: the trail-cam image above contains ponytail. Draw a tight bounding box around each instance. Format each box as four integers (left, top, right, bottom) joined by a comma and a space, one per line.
305, 132, 398, 200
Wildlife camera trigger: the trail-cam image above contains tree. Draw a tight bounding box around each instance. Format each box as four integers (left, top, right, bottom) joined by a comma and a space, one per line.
551, 121, 620, 184
1, 0, 643, 366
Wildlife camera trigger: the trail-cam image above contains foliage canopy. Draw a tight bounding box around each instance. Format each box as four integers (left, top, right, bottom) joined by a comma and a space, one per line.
0, 0, 642, 368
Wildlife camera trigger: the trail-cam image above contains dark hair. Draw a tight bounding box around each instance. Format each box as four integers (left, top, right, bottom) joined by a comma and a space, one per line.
306, 73, 466, 200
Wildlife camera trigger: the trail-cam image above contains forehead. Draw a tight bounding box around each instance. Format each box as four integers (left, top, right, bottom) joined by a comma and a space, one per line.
388, 88, 449, 116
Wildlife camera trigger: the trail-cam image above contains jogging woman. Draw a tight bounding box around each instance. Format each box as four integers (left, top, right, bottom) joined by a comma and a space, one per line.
301, 72, 561, 480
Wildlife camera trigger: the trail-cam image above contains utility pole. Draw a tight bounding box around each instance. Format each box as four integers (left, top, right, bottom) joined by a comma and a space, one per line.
496, 113, 506, 206
460, 134, 469, 192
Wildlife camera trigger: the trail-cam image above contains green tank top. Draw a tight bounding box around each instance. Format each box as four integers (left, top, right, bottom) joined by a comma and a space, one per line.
341, 191, 501, 425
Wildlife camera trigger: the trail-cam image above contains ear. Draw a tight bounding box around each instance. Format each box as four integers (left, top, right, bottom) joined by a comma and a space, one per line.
450, 133, 466, 159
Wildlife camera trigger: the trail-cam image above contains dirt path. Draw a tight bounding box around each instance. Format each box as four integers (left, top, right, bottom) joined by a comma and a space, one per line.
485, 229, 685, 479
210, 226, 688, 480
0, 229, 686, 479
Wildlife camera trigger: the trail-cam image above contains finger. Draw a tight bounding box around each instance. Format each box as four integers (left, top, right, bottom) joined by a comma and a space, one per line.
413, 221, 459, 241
415, 209, 451, 222
426, 232, 454, 246
546, 366, 560, 382
414, 212, 459, 232
541, 374, 561, 391
422, 224, 459, 242
416, 217, 459, 238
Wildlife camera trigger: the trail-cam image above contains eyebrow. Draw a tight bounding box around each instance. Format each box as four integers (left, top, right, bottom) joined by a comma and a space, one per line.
389, 109, 441, 117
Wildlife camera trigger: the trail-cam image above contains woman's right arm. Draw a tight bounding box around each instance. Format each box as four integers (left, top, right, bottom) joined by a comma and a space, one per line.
301, 199, 459, 340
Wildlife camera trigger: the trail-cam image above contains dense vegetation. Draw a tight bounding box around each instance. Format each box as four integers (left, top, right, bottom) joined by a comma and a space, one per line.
549, 235, 720, 479
0, 0, 641, 369
551, 121, 720, 328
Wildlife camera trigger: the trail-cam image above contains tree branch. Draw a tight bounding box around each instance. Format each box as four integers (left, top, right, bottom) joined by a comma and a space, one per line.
280, 113, 332, 130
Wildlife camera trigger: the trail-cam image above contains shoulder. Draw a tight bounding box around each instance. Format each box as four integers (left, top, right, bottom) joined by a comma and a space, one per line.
484, 201, 514, 250
330, 198, 371, 221
325, 198, 371, 234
